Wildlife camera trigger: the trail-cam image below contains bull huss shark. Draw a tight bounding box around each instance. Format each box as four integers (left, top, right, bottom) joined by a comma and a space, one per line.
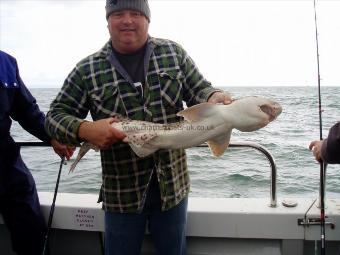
69, 96, 282, 172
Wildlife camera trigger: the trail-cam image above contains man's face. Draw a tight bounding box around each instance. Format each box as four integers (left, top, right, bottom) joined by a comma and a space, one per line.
107, 10, 149, 54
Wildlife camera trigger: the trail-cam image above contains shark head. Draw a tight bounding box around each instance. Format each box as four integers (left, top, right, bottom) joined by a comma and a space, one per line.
230, 96, 282, 132
259, 100, 282, 122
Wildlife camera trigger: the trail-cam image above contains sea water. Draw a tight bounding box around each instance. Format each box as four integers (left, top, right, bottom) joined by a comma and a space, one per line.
11, 86, 340, 200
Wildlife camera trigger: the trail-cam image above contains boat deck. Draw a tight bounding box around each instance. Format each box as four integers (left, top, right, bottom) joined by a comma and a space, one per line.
1, 192, 340, 254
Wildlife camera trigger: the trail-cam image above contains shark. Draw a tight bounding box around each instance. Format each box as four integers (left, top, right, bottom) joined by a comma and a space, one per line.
69, 96, 282, 172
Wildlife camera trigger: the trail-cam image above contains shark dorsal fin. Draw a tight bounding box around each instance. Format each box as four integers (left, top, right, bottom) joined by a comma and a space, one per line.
207, 130, 232, 157
177, 102, 218, 122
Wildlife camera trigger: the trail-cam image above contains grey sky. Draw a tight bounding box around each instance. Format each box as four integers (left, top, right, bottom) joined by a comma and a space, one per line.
1, 0, 339, 87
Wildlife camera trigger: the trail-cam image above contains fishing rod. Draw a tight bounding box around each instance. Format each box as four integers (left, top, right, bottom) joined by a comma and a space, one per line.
16, 141, 65, 253
42, 156, 65, 255
312, 0, 326, 254
18, 142, 106, 254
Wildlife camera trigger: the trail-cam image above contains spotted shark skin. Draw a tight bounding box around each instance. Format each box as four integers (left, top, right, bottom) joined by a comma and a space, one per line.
69, 96, 282, 172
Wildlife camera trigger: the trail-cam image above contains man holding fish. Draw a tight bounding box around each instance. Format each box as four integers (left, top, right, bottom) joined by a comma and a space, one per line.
45, 0, 234, 254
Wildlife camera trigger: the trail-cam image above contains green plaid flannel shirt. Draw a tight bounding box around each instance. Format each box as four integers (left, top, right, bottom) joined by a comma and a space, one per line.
45, 37, 220, 213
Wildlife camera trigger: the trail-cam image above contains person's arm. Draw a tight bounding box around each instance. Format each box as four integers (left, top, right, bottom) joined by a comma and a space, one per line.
78, 118, 125, 149
10, 62, 51, 142
176, 43, 231, 106
9, 60, 75, 159
309, 122, 340, 164
45, 64, 125, 148
321, 122, 340, 164
309, 140, 323, 162
207, 91, 232, 104
45, 65, 91, 145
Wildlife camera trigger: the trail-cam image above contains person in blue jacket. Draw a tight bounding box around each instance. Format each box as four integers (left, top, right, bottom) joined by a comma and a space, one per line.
310, 122, 340, 164
0, 50, 74, 255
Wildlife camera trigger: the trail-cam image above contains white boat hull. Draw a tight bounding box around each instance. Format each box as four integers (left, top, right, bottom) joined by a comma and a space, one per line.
1, 192, 340, 254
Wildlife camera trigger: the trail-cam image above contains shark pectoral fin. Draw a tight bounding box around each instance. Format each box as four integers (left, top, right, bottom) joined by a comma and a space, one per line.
177, 102, 218, 122
125, 133, 157, 147
207, 131, 232, 157
125, 133, 158, 158
129, 143, 158, 158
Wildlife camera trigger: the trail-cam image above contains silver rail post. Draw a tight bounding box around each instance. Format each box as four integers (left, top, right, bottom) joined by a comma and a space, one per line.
198, 142, 278, 207
230, 142, 277, 207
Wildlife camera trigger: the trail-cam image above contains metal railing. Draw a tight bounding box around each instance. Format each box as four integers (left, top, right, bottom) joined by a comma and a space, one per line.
18, 141, 278, 207
197, 142, 277, 207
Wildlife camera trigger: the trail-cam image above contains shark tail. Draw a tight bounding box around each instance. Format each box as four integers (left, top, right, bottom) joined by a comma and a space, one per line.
69, 142, 98, 173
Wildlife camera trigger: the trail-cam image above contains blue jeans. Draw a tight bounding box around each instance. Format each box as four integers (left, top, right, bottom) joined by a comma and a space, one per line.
104, 175, 188, 255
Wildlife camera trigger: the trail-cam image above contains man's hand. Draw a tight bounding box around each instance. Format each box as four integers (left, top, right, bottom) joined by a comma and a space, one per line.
309, 140, 324, 163
208, 91, 233, 105
78, 118, 126, 149
51, 139, 76, 160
